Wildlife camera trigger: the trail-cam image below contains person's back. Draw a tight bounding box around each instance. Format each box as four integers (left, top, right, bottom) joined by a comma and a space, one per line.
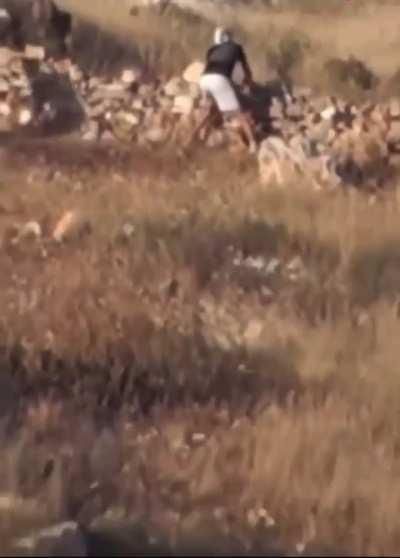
204, 41, 246, 80
189, 26, 257, 153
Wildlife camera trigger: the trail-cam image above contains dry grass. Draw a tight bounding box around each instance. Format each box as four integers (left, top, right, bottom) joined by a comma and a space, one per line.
3, 1, 400, 554
60, 0, 400, 93
2, 138, 400, 554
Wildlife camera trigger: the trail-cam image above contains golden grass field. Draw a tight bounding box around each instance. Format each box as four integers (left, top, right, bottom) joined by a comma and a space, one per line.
2, 1, 400, 555
61, 0, 400, 89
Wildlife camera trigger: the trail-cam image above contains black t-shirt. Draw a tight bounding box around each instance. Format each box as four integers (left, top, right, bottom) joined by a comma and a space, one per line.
204, 41, 248, 79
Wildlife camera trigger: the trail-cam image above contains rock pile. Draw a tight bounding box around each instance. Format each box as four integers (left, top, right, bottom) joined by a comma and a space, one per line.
1, 44, 400, 190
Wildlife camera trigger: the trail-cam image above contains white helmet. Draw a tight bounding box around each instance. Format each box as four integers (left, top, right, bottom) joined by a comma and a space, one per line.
214, 26, 232, 45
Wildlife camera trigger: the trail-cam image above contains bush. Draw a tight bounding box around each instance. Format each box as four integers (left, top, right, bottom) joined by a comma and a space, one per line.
265, 28, 312, 80
323, 56, 379, 93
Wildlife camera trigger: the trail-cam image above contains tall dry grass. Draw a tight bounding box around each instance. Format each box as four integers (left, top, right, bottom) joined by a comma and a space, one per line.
2, 141, 400, 553
60, 0, 400, 92
3, 1, 400, 554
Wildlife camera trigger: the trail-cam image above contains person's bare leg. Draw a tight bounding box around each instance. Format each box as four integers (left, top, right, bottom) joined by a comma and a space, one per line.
237, 111, 257, 153
184, 103, 218, 149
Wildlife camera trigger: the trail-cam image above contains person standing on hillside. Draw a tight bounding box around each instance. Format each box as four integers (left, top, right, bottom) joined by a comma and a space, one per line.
188, 26, 257, 153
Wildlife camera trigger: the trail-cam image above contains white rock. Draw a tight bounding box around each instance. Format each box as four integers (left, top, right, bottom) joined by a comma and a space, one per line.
52, 210, 79, 242
24, 44, 45, 61
121, 223, 135, 238
164, 76, 184, 97
82, 120, 100, 141
18, 108, 33, 126
20, 221, 42, 240
287, 255, 304, 273
172, 94, 194, 115
265, 257, 281, 275
121, 68, 141, 84
182, 60, 205, 84
0, 47, 19, 67
131, 98, 145, 111
321, 105, 336, 120
69, 65, 83, 82
88, 76, 102, 90
389, 98, 400, 117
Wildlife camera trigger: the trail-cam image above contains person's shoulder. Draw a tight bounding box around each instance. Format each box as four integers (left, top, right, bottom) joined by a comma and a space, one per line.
231, 41, 245, 54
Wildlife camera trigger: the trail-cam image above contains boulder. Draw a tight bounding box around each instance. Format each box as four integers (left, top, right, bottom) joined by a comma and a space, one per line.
163, 76, 185, 97
81, 119, 100, 141
182, 60, 204, 84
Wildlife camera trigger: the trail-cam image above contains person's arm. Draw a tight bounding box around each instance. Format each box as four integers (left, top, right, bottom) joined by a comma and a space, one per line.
238, 45, 253, 86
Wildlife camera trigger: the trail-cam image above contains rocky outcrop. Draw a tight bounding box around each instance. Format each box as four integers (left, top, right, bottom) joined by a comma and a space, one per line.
0, 44, 399, 190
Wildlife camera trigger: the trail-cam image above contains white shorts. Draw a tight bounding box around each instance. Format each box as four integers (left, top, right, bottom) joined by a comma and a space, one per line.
199, 73, 240, 113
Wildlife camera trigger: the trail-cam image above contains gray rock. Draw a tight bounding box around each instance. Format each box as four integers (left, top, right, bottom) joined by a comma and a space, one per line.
13, 522, 87, 557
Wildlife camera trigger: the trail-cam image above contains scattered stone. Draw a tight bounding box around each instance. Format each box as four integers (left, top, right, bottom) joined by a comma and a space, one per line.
121, 222, 135, 238
69, 65, 83, 82
82, 120, 100, 141
116, 110, 140, 128
17, 107, 33, 126
0, 77, 9, 93
0, 46, 396, 192
173, 94, 194, 115
52, 210, 80, 242
164, 76, 184, 97
24, 44, 46, 61
13, 522, 87, 557
121, 68, 141, 85
182, 60, 205, 84
0, 47, 19, 67
19, 221, 42, 240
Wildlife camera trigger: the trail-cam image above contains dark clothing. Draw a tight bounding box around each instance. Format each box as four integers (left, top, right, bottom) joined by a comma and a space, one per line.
49, 2, 72, 39
204, 41, 251, 80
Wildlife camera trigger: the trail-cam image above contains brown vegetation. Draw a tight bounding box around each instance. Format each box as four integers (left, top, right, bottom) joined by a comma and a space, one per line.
1, 137, 400, 554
